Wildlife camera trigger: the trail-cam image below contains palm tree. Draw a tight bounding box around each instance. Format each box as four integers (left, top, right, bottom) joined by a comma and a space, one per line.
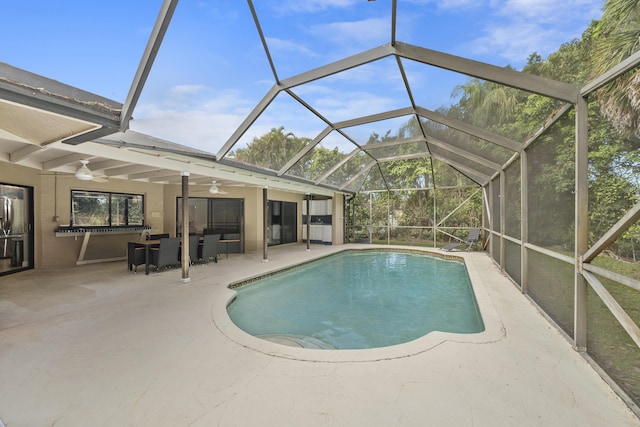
234, 126, 308, 171
451, 77, 520, 129
590, 0, 640, 135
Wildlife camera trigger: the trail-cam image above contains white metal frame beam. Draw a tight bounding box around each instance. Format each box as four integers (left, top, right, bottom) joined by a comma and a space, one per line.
395, 42, 579, 103
415, 107, 522, 152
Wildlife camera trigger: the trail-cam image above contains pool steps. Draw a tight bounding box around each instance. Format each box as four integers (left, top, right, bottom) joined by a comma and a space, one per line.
258, 334, 335, 349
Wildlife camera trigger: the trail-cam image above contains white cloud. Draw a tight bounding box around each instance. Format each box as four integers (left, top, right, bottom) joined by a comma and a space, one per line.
279, 0, 358, 14
469, 23, 565, 64
168, 84, 210, 97
500, 0, 601, 24
130, 87, 256, 154
309, 17, 389, 46
131, 111, 242, 155
501, 0, 558, 18
402, 0, 481, 12
265, 37, 319, 57
466, 0, 602, 65
433, 0, 480, 10
310, 89, 404, 123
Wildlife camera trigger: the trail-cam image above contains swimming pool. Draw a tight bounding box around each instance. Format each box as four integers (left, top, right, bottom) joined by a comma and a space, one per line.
226, 250, 484, 350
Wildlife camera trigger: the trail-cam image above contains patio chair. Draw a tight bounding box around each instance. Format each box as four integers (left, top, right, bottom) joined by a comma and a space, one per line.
127, 242, 146, 273
148, 233, 169, 240
441, 228, 480, 252
188, 234, 201, 265
149, 237, 180, 271
199, 234, 220, 263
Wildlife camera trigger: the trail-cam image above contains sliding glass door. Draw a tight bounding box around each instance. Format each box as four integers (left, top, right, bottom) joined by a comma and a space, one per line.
177, 197, 244, 253
268, 200, 297, 246
0, 183, 33, 275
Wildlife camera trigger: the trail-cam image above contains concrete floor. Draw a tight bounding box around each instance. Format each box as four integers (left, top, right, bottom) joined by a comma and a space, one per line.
0, 244, 638, 426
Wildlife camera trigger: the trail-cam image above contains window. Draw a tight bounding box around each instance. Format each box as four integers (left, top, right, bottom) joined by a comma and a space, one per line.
71, 190, 144, 227
176, 197, 244, 253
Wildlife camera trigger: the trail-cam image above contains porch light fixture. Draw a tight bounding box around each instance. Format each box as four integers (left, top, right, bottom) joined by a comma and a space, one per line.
75, 160, 94, 181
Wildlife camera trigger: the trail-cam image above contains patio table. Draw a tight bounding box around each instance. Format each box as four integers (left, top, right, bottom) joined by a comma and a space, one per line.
219, 239, 240, 258
128, 240, 160, 275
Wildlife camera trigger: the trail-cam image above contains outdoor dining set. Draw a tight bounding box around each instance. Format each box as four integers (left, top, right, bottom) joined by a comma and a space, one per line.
127, 233, 221, 275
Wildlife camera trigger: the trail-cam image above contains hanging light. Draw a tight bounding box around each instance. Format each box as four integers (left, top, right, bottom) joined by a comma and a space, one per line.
208, 180, 220, 194
75, 160, 94, 181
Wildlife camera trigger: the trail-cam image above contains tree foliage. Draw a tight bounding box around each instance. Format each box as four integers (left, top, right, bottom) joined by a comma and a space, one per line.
233, 126, 309, 172
447, 6, 640, 257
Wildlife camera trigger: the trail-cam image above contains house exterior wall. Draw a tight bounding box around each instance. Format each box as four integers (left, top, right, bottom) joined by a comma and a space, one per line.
1, 163, 165, 269
0, 163, 345, 270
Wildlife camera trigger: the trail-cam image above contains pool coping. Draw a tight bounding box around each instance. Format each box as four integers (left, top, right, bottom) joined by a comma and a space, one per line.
211, 245, 506, 362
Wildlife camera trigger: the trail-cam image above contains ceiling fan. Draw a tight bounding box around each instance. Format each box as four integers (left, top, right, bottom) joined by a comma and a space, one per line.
208, 180, 228, 194
188, 180, 228, 195
74, 160, 108, 183
39, 160, 108, 183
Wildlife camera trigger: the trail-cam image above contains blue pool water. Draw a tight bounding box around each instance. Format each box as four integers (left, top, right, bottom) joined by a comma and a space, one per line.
227, 250, 484, 349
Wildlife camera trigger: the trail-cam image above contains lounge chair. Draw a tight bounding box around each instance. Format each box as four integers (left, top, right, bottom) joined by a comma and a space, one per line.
441, 228, 480, 252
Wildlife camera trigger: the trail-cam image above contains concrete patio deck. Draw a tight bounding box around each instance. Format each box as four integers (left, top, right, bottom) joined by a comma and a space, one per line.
1, 244, 638, 426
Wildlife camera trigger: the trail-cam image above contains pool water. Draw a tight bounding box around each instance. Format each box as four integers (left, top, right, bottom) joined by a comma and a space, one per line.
227, 250, 485, 349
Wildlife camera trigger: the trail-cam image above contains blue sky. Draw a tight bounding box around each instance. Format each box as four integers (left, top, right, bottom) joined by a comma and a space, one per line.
1, 0, 603, 154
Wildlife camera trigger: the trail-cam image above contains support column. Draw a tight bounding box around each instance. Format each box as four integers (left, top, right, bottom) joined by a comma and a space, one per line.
306, 195, 311, 251
351, 196, 356, 243
433, 187, 437, 247
574, 96, 589, 351
368, 192, 373, 243
181, 171, 190, 283
500, 170, 506, 269
521, 150, 529, 294
488, 180, 494, 259
263, 187, 269, 262
387, 190, 391, 245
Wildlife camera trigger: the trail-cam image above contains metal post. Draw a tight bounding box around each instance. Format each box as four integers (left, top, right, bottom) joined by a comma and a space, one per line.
574, 96, 589, 351
181, 172, 190, 283
263, 187, 268, 262
488, 180, 494, 259
352, 196, 356, 243
481, 185, 487, 250
433, 187, 437, 247
387, 190, 390, 245
521, 150, 529, 294
500, 170, 506, 269
343, 196, 348, 244
369, 192, 373, 243
306, 195, 311, 251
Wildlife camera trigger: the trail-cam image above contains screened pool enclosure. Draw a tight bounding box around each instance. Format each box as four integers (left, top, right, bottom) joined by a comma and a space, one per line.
0, 0, 639, 416
208, 4, 640, 409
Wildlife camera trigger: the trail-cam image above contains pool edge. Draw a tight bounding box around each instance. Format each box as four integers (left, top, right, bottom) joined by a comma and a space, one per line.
212, 245, 506, 363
